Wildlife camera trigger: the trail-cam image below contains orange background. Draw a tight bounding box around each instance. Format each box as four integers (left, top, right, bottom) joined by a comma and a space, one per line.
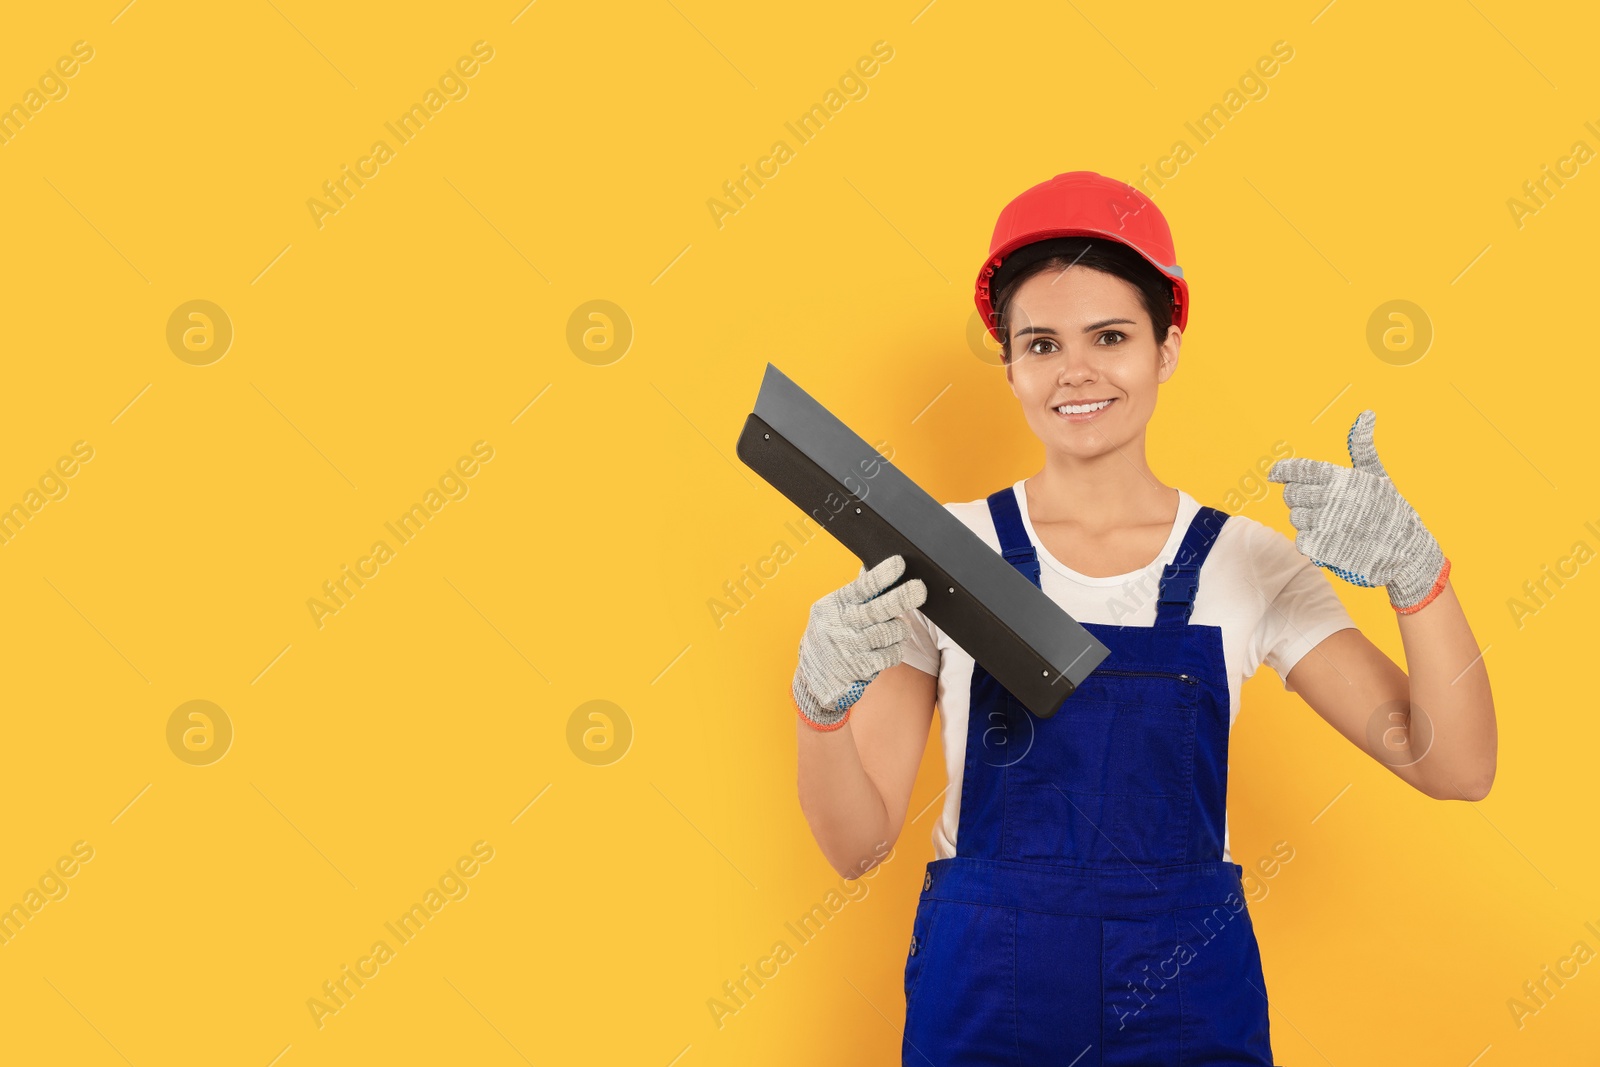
0, 1, 1593, 1063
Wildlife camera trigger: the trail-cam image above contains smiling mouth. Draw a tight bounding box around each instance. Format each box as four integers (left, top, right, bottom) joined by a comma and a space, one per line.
1053, 398, 1116, 420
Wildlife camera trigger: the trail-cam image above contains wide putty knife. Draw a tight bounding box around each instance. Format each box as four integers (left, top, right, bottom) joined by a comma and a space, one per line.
734, 362, 1109, 719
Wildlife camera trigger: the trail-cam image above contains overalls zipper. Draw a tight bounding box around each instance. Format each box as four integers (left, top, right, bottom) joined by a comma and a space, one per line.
1091, 668, 1198, 685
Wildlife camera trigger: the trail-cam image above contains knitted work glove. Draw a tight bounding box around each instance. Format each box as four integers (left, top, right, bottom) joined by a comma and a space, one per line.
1266, 410, 1450, 614
792, 554, 928, 731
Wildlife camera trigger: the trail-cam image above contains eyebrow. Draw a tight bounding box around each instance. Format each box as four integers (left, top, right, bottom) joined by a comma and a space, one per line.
1012, 318, 1137, 338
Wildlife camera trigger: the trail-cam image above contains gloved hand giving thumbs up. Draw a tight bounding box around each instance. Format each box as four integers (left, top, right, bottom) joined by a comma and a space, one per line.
1267, 410, 1450, 614
792, 554, 928, 730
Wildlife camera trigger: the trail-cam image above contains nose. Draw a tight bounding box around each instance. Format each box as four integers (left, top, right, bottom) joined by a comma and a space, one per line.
1055, 341, 1098, 385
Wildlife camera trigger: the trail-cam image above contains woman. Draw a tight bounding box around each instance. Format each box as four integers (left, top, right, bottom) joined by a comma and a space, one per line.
791, 171, 1497, 1065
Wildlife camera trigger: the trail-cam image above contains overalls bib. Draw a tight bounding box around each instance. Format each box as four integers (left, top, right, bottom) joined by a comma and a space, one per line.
902, 487, 1277, 1066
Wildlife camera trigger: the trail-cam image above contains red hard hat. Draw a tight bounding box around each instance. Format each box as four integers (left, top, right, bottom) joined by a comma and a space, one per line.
974, 170, 1188, 344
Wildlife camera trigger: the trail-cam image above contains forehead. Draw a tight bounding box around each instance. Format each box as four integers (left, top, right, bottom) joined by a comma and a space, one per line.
1011, 266, 1137, 310
1007, 269, 1143, 333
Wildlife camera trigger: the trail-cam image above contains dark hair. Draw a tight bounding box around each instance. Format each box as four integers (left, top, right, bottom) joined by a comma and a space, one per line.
992, 237, 1177, 363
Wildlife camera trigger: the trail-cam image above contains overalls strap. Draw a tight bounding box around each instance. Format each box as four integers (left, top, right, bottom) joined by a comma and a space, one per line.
984, 487, 1041, 589
1154, 505, 1231, 627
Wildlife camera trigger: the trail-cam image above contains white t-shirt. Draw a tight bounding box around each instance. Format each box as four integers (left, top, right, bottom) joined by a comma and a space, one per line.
898, 479, 1358, 864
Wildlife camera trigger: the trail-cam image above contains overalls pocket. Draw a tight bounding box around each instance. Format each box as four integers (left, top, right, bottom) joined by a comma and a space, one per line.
1173, 895, 1275, 1063
1005, 680, 1199, 866
901, 899, 1018, 1064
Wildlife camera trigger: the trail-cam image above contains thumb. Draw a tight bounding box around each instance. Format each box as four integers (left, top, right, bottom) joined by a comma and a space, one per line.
1346, 410, 1389, 478
847, 554, 906, 603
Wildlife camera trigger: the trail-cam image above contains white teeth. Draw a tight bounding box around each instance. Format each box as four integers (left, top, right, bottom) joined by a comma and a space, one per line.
1055, 399, 1112, 415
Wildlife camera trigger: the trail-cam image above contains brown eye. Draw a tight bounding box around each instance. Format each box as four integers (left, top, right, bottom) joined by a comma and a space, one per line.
1098, 331, 1126, 345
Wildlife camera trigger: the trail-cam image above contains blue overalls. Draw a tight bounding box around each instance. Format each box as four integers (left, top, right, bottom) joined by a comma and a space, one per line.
902, 487, 1277, 1066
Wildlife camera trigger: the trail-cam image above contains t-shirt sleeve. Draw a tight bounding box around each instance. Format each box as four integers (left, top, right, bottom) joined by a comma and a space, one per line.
898, 603, 940, 677
1245, 522, 1360, 690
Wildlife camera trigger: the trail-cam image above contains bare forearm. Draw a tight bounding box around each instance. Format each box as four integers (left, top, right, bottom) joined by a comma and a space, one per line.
1395, 579, 1497, 799
796, 718, 894, 877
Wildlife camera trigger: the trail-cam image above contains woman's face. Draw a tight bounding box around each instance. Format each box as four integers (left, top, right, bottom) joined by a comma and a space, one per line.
1003, 266, 1180, 459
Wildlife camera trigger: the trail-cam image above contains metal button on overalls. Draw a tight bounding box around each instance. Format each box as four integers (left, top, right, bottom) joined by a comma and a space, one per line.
901, 487, 1277, 1066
